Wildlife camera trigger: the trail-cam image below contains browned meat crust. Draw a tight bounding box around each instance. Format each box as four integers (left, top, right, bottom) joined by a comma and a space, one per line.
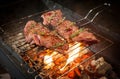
24, 20, 69, 53
41, 10, 99, 45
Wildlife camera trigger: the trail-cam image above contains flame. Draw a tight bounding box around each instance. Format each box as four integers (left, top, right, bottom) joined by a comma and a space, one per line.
66, 53, 93, 79
43, 42, 89, 71
60, 42, 88, 71
67, 67, 81, 78
24, 41, 94, 79
44, 51, 58, 69
42, 42, 92, 79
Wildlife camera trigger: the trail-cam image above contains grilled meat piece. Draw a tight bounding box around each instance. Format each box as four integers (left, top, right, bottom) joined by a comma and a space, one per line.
41, 10, 63, 26
56, 20, 78, 42
72, 30, 98, 45
56, 20, 98, 45
36, 35, 69, 52
41, 9, 98, 45
24, 20, 69, 52
24, 20, 36, 43
24, 20, 50, 43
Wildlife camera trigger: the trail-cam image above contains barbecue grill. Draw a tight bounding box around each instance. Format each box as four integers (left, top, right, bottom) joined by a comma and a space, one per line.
0, 0, 120, 79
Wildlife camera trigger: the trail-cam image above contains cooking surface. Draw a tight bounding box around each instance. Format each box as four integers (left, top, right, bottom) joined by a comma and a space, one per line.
0, 0, 120, 63
0, 0, 120, 78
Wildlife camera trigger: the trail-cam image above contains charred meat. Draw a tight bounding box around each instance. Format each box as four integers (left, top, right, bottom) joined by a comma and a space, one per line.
24, 20, 69, 52
41, 10, 98, 45
24, 10, 98, 52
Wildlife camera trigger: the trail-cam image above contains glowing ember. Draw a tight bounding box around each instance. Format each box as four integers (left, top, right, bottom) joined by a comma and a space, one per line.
35, 42, 93, 79
43, 42, 89, 72
24, 42, 95, 79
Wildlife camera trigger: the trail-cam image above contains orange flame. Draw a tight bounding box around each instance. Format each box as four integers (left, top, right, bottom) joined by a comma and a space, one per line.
42, 42, 93, 79
60, 42, 84, 71
44, 51, 58, 69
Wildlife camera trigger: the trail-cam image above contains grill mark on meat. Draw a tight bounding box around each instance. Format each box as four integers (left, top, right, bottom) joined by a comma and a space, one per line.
41, 10, 98, 45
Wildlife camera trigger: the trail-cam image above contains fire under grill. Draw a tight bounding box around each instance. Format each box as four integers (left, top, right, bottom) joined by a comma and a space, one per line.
0, 0, 118, 79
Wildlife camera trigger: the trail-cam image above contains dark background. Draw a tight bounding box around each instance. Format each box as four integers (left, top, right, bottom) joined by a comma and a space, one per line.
0, 0, 120, 77
0, 0, 120, 34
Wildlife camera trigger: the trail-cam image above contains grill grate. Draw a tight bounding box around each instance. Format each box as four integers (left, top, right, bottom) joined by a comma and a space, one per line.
0, 1, 114, 79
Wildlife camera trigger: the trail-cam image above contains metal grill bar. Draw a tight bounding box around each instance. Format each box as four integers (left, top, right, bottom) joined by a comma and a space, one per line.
3, 32, 35, 53
21, 30, 113, 79
76, 3, 110, 27
0, 2, 114, 79
2, 24, 113, 79
57, 32, 113, 79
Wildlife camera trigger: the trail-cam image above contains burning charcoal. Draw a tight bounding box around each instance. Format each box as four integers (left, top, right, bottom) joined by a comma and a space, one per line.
95, 57, 105, 69
60, 76, 70, 79
26, 48, 37, 57
67, 68, 79, 79
53, 53, 67, 68
96, 62, 112, 75
80, 73, 90, 79
90, 60, 97, 66
86, 65, 96, 73
89, 57, 112, 75
79, 65, 84, 71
